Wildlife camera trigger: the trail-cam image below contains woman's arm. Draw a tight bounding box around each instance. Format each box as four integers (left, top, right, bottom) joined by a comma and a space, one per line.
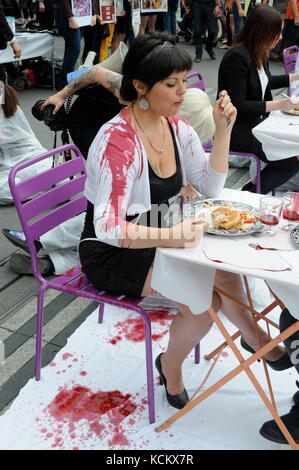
180, 92, 237, 198
42, 66, 125, 114
218, 52, 267, 116
219, 52, 295, 115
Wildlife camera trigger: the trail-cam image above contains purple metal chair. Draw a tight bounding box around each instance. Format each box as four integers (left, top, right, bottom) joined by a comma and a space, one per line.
283, 45, 299, 95
186, 71, 206, 91
204, 146, 262, 194
8, 144, 200, 424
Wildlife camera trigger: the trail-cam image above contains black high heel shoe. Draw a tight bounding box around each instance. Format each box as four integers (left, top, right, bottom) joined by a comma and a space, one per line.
240, 336, 294, 371
155, 353, 189, 409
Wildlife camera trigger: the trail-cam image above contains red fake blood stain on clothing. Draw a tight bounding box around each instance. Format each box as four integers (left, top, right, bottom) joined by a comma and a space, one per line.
100, 118, 137, 234
44, 385, 136, 448
108, 310, 175, 345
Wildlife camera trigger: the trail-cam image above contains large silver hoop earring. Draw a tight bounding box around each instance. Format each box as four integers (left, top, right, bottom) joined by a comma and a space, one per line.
139, 96, 149, 111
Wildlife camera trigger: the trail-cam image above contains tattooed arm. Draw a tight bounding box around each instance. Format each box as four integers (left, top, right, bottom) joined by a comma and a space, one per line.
42, 66, 126, 114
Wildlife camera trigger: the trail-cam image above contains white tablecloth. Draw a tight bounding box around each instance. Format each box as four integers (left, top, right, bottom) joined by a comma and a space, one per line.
151, 188, 299, 319
252, 110, 299, 160
0, 32, 54, 64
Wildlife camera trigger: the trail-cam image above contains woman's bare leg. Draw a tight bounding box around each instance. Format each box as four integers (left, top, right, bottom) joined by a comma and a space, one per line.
148, 15, 157, 32
141, 267, 220, 395
161, 295, 220, 395
214, 270, 285, 361
139, 16, 149, 35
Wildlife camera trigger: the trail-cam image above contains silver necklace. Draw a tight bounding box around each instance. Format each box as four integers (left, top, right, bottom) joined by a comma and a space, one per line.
132, 106, 166, 154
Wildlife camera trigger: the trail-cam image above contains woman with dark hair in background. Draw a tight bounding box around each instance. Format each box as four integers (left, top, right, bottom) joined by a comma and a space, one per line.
218, 4, 299, 194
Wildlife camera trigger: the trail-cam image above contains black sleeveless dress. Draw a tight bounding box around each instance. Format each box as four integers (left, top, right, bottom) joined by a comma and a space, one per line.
79, 121, 182, 298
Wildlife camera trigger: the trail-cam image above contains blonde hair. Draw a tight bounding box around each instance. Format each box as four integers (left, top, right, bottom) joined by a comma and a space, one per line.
179, 88, 215, 145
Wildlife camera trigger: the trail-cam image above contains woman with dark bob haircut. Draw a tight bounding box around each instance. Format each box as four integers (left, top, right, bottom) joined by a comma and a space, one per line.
78, 32, 292, 410
218, 4, 299, 194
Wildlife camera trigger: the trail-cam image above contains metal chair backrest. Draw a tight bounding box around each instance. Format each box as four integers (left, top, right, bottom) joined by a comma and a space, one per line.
283, 45, 299, 95
283, 45, 299, 74
186, 72, 206, 91
8, 144, 87, 284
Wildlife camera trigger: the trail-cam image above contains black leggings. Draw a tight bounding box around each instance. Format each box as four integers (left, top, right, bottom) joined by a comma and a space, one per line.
280, 308, 299, 376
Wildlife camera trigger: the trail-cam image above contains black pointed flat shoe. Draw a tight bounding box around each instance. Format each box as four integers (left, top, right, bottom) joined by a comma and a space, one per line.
2, 228, 42, 253
240, 336, 294, 371
155, 353, 189, 409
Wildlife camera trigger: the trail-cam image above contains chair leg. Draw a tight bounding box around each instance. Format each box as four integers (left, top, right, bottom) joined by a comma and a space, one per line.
255, 157, 262, 194
98, 302, 104, 324
142, 312, 156, 424
194, 343, 200, 364
35, 286, 47, 381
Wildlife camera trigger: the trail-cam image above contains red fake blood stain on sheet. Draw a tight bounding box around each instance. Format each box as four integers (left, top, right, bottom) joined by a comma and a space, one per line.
43, 385, 136, 448
108, 310, 175, 345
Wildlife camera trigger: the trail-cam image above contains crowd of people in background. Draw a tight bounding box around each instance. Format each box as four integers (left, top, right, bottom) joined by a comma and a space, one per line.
1, 0, 298, 84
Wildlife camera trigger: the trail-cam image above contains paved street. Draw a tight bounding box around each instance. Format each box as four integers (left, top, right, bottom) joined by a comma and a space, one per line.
0, 35, 286, 415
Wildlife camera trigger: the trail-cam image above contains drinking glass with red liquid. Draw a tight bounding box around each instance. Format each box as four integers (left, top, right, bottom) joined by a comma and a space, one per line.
259, 196, 283, 236
282, 191, 299, 230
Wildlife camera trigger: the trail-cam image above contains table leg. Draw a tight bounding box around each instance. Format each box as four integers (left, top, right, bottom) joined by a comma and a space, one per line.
155, 307, 299, 450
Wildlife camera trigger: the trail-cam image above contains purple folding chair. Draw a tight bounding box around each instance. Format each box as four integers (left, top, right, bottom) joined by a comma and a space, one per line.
204, 145, 262, 194
283, 45, 299, 95
9, 144, 200, 424
186, 71, 206, 91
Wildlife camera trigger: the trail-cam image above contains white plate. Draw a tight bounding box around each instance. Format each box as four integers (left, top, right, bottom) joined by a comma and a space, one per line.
186, 199, 263, 236
282, 109, 299, 116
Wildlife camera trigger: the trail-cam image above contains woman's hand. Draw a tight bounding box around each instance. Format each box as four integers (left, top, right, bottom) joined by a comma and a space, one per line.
41, 91, 66, 114
179, 185, 200, 203
10, 40, 21, 59
277, 97, 299, 111
213, 90, 237, 132
169, 218, 208, 248
69, 17, 79, 29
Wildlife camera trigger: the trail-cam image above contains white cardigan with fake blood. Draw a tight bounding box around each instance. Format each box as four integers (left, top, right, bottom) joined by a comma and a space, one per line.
84, 109, 227, 247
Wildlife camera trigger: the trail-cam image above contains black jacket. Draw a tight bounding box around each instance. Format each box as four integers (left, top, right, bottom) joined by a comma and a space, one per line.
0, 0, 14, 50
218, 43, 290, 150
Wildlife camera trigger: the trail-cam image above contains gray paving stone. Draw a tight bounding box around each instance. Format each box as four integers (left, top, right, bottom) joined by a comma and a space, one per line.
0, 289, 60, 331
0, 260, 21, 292
0, 276, 39, 314
40, 296, 95, 346
0, 339, 60, 411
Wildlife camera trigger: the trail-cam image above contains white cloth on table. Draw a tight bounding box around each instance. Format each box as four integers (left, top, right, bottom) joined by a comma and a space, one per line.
204, 239, 289, 271
152, 188, 299, 320
252, 110, 299, 160
0, 32, 54, 64
279, 250, 299, 278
